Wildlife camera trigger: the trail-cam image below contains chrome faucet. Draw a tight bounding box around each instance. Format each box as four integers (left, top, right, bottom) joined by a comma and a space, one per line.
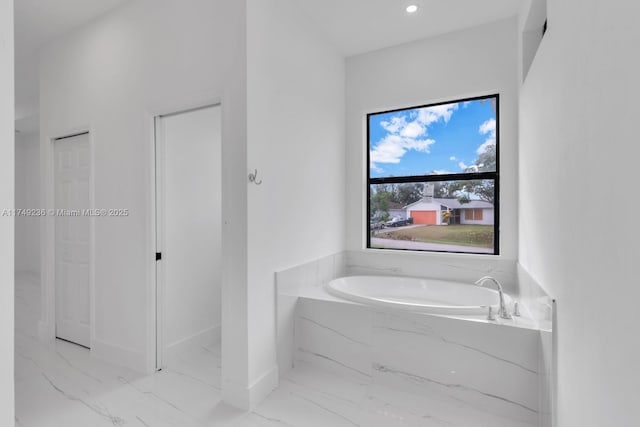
475, 276, 512, 319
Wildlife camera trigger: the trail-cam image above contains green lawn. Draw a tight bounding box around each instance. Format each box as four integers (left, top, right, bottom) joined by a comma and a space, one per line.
377, 225, 494, 248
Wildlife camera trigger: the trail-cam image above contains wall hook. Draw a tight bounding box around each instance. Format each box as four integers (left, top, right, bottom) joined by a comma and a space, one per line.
248, 169, 262, 185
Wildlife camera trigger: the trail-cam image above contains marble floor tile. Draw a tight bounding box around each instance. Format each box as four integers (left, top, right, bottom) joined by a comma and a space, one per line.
15, 273, 535, 427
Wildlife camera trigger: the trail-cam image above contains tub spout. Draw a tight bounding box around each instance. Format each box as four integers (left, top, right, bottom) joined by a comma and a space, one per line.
474, 276, 512, 319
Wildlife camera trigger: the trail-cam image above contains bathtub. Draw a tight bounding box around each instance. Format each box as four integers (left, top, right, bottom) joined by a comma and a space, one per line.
326, 275, 511, 315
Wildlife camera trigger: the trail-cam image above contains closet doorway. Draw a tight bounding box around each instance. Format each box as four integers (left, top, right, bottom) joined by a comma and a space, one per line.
155, 105, 222, 379
53, 132, 91, 348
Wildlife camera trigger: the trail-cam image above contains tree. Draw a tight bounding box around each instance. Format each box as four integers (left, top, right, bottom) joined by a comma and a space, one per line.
434, 181, 457, 199
462, 144, 496, 203
476, 144, 497, 173
395, 183, 423, 206
436, 144, 496, 204
370, 186, 392, 221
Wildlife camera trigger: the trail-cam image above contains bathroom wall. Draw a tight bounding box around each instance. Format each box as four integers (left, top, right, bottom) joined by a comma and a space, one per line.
519, 0, 640, 425
0, 0, 14, 423
346, 18, 520, 261
38, 0, 248, 377
245, 0, 346, 407
15, 131, 40, 275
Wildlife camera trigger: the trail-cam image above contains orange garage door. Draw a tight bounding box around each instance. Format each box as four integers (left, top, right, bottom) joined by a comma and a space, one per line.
410, 210, 437, 225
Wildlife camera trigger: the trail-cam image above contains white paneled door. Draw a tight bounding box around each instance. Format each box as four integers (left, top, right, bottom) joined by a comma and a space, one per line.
54, 133, 91, 348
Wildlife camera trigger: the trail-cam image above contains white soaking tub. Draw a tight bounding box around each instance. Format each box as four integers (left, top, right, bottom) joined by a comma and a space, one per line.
326, 275, 511, 315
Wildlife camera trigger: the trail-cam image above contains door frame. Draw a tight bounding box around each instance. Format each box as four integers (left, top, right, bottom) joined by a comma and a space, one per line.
152, 102, 221, 371
40, 128, 96, 350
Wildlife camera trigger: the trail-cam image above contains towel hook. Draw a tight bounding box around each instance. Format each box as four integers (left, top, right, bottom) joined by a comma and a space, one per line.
248, 169, 262, 185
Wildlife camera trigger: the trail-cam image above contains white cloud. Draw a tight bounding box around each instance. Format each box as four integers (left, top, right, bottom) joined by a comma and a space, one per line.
449, 156, 457, 161
432, 169, 454, 175
371, 103, 459, 169
479, 118, 496, 136
416, 103, 459, 127
370, 134, 435, 165
476, 140, 495, 155
380, 116, 407, 133
371, 164, 384, 173
458, 161, 468, 170
400, 121, 426, 138
477, 118, 496, 154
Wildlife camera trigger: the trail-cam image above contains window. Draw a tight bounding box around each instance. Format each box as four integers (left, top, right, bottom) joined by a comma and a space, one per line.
465, 209, 484, 221
367, 95, 499, 255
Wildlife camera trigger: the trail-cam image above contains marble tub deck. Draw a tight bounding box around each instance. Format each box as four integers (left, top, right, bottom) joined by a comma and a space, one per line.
16, 274, 532, 427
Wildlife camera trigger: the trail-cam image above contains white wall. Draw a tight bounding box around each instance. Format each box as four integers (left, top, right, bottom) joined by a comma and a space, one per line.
15, 131, 40, 274
346, 19, 519, 261
0, 0, 15, 424
519, 1, 640, 425
38, 0, 248, 381
246, 0, 346, 408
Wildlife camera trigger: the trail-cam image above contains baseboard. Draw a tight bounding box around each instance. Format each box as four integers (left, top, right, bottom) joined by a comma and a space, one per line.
91, 338, 149, 374
222, 365, 279, 411
165, 324, 221, 361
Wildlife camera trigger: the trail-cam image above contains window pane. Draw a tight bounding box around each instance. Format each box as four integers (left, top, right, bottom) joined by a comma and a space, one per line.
369, 97, 497, 179
369, 180, 496, 254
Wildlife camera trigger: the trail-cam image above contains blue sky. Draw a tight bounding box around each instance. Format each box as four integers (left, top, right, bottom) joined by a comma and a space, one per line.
369, 98, 496, 178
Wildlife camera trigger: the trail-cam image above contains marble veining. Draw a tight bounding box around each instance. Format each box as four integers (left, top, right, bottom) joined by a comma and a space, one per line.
294, 293, 541, 426
298, 315, 369, 346
373, 363, 538, 414
136, 415, 152, 427
297, 347, 372, 379
375, 324, 539, 375
54, 348, 106, 383
292, 392, 362, 427
41, 372, 126, 425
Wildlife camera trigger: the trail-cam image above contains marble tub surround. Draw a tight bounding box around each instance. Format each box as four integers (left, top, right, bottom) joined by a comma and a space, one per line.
277, 252, 550, 373
538, 328, 554, 427
343, 252, 554, 330
276, 252, 347, 296
516, 263, 555, 427
294, 296, 543, 426
517, 263, 554, 330
277, 252, 554, 425
276, 253, 346, 375
345, 250, 519, 295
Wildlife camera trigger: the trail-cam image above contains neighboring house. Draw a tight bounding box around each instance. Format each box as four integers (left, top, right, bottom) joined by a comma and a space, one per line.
404, 198, 494, 225
388, 202, 406, 220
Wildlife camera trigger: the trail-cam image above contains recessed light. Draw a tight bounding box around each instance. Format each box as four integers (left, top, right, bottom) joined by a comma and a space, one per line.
406, 4, 419, 14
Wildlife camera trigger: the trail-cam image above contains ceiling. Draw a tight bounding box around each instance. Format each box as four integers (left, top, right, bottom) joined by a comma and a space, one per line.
293, 0, 525, 57
14, 0, 132, 125
14, 0, 526, 130
14, 0, 131, 56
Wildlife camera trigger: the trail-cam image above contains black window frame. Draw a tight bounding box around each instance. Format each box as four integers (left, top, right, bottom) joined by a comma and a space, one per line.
366, 94, 500, 255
